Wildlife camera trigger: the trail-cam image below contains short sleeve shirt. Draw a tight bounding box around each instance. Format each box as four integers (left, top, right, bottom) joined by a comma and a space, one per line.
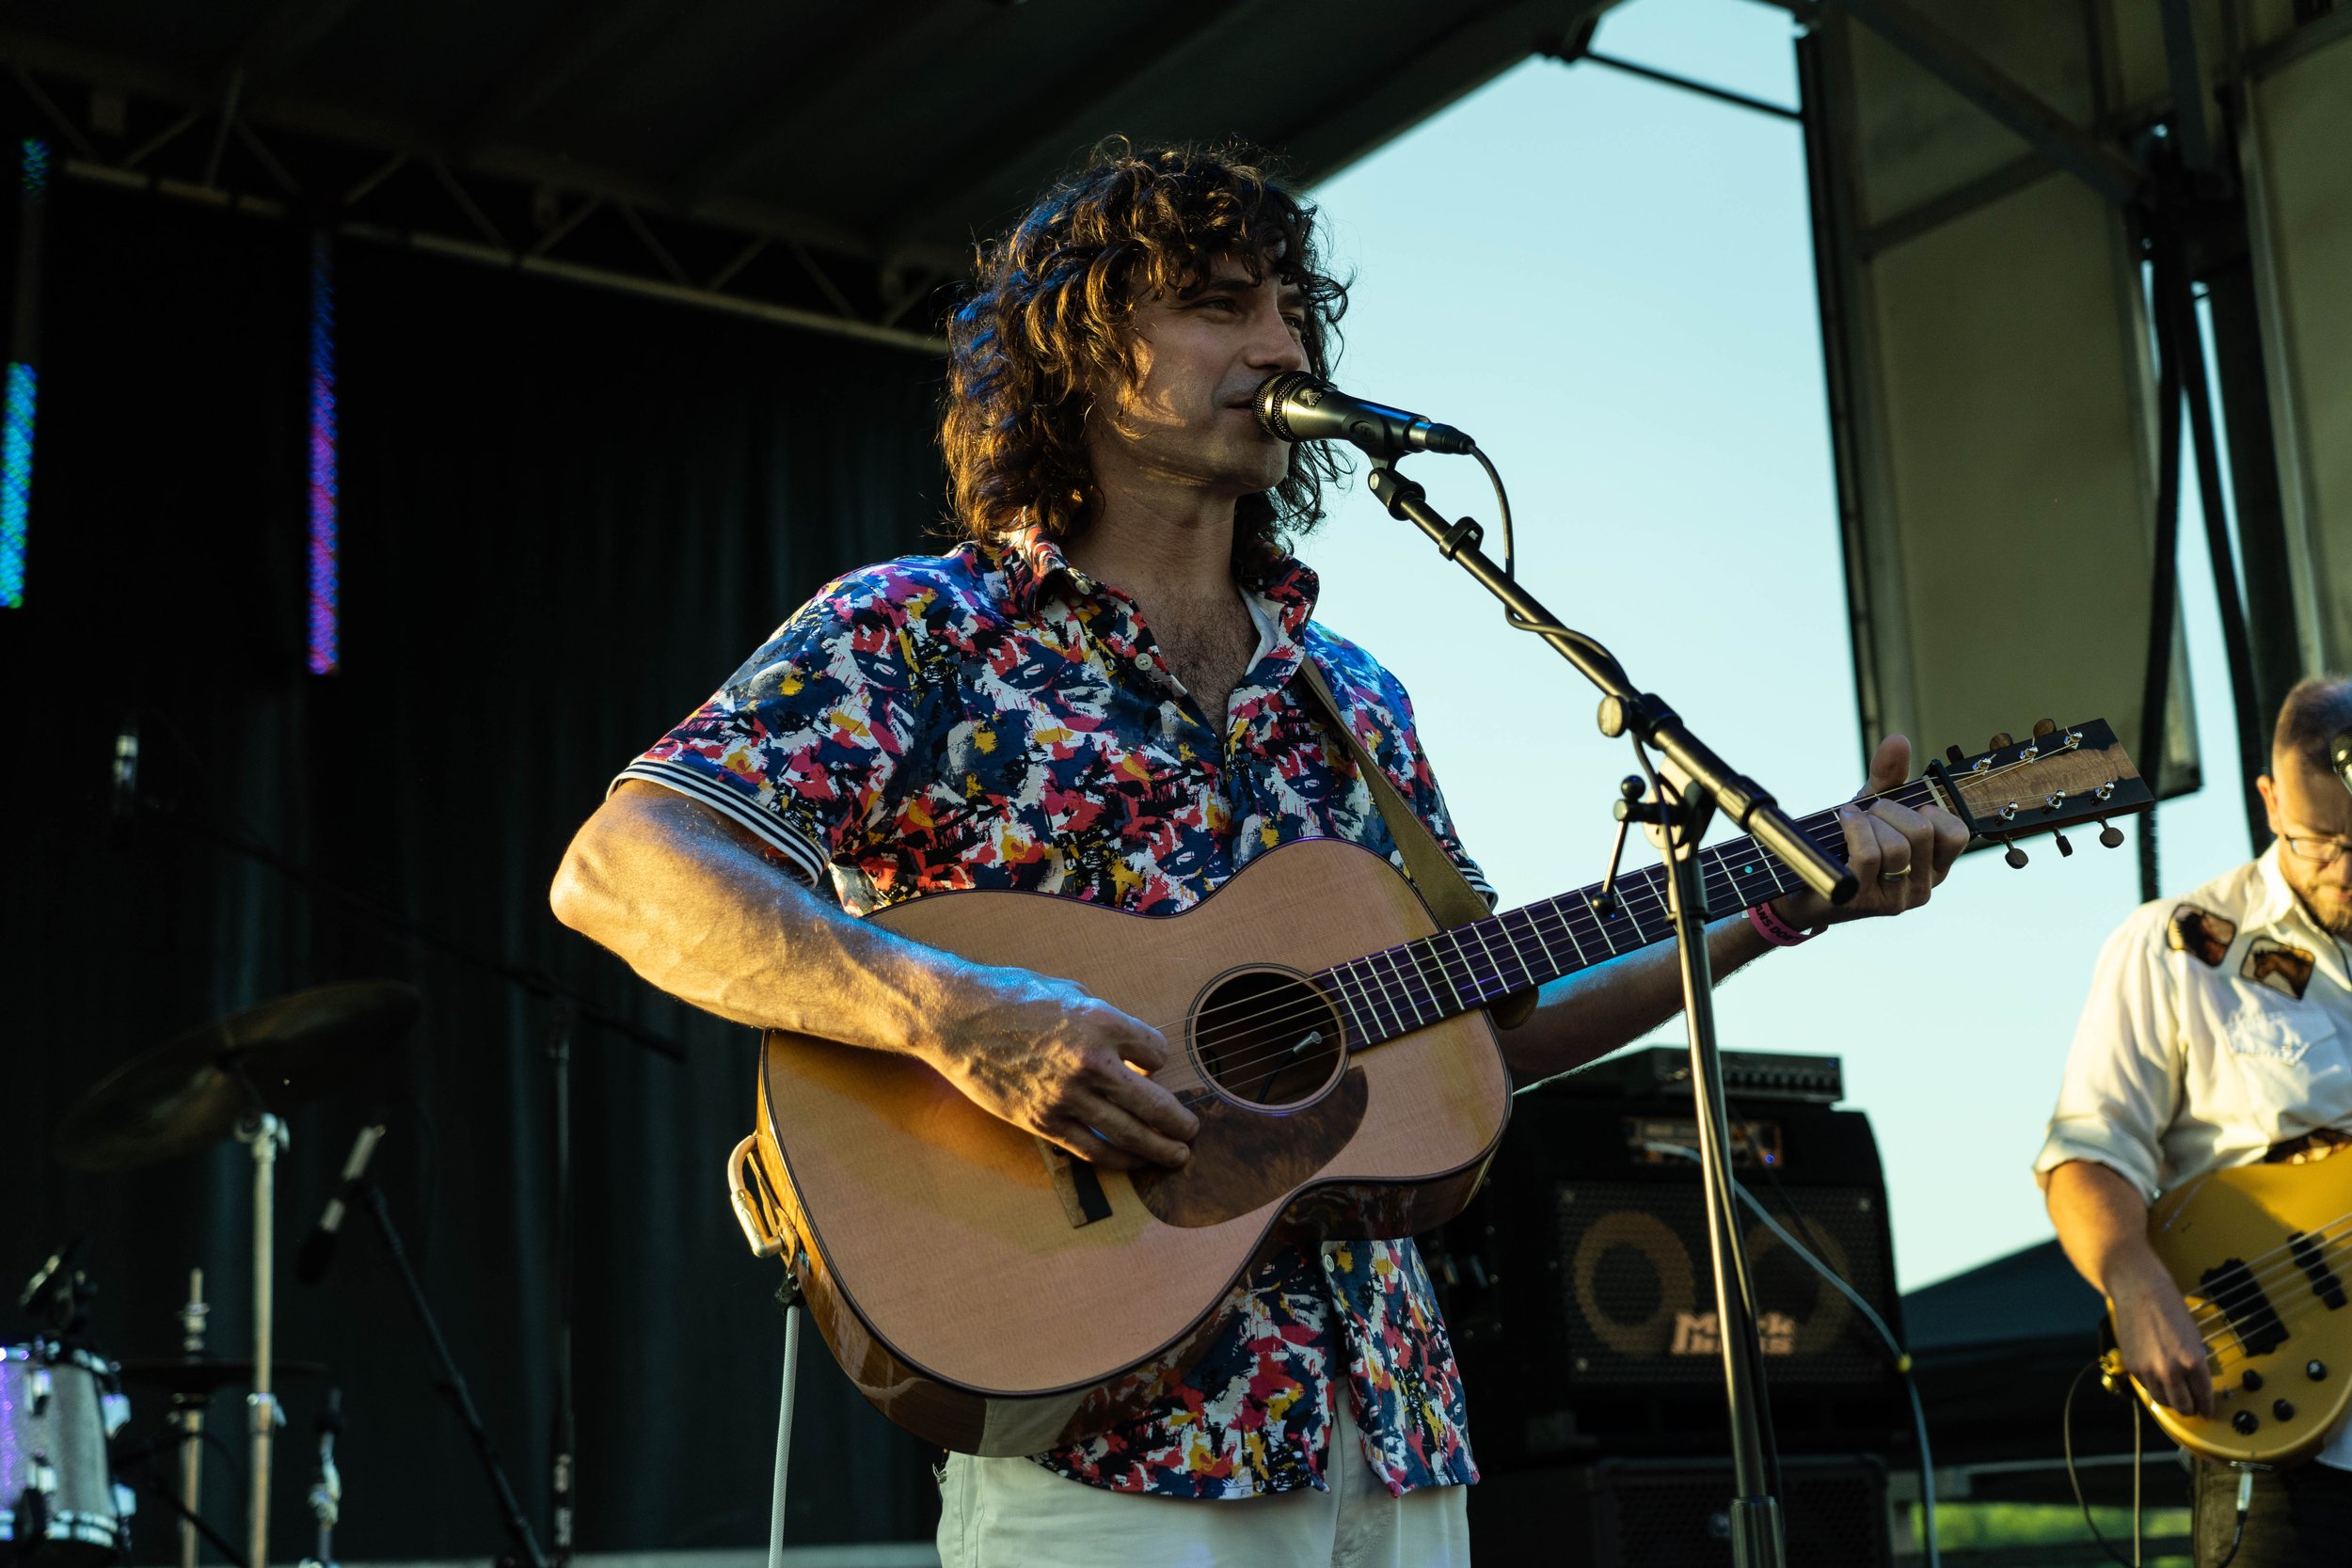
617, 525, 1487, 1498
2034, 845, 2352, 1466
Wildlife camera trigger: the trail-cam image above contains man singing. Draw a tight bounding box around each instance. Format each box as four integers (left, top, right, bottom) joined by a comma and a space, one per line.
2040, 676, 2352, 1565
553, 143, 1962, 1567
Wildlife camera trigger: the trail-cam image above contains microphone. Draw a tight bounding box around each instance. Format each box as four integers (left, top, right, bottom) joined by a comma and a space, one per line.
2332, 729, 2352, 797
296, 1124, 387, 1286
1253, 372, 1476, 457
18, 1235, 85, 1310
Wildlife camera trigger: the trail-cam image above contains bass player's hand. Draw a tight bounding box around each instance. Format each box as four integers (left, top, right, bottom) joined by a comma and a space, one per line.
2109, 1259, 2215, 1418
922, 966, 1200, 1171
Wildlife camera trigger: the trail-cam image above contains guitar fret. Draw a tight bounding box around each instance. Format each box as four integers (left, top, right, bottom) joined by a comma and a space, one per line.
1335, 958, 1390, 1042
1516, 903, 1567, 983
1325, 967, 1375, 1046
1380, 948, 1432, 1028
1365, 955, 1410, 1037
1424, 935, 1470, 1011
1470, 919, 1518, 998
1445, 928, 1497, 1006
1352, 953, 1405, 1038
1547, 896, 1593, 970
1490, 911, 1538, 988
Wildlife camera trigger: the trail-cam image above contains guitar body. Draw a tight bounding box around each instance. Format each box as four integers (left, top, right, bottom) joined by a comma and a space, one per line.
746, 836, 1511, 1456
2125, 1152, 2352, 1465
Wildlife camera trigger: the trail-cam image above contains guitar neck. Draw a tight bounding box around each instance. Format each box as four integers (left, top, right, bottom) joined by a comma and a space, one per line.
1318, 778, 1940, 1050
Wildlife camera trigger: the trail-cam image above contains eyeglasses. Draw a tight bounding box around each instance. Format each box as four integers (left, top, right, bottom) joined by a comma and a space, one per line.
2282, 833, 2352, 867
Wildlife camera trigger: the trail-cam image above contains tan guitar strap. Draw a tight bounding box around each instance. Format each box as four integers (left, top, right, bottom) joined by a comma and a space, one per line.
1294, 656, 1536, 1029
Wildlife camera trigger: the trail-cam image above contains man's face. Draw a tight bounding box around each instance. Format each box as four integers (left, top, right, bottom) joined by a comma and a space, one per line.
1089, 260, 1311, 503
2259, 752, 2352, 935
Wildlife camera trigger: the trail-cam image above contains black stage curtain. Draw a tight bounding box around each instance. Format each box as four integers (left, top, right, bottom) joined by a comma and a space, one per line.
0, 182, 949, 1557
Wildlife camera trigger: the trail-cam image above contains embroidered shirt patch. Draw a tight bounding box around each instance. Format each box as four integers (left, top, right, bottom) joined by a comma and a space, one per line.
2242, 938, 2316, 1001
2167, 904, 2238, 968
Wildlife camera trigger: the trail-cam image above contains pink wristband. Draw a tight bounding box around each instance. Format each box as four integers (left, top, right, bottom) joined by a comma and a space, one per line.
1747, 901, 1813, 948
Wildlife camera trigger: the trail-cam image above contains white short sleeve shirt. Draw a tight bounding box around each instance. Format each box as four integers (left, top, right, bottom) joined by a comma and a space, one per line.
2035, 844, 2352, 1464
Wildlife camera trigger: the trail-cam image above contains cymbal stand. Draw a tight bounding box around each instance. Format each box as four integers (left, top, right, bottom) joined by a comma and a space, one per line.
235, 1111, 287, 1568
130, 773, 685, 1565
176, 1268, 208, 1568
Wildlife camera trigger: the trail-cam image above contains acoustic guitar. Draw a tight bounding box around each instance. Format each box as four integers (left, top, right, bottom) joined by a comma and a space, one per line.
2106, 1146, 2352, 1465
728, 720, 2150, 1454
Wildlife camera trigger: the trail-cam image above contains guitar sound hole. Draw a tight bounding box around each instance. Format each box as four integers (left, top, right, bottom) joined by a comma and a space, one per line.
1190, 967, 1347, 1110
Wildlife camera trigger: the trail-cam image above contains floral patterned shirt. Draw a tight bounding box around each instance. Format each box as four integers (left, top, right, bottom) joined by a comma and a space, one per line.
618, 526, 1486, 1498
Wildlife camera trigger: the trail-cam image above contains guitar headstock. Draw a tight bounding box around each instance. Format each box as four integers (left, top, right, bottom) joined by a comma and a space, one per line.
1925, 717, 2154, 867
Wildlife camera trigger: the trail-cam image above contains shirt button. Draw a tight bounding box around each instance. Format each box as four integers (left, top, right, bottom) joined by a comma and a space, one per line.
1322, 1252, 1337, 1270
1134, 652, 1152, 670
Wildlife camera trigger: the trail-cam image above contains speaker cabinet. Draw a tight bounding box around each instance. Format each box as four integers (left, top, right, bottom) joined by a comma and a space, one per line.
1469, 1455, 1894, 1567
1425, 1073, 1906, 1463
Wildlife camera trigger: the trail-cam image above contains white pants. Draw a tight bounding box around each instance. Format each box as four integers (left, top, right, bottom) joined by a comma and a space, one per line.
935, 1396, 1471, 1568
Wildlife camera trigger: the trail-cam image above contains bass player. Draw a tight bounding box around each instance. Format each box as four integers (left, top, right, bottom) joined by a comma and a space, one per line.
551, 142, 1964, 1568
2039, 674, 2352, 1565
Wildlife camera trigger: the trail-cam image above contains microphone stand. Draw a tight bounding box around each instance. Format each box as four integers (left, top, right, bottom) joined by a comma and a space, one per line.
1363, 456, 1856, 1568
354, 1177, 549, 1568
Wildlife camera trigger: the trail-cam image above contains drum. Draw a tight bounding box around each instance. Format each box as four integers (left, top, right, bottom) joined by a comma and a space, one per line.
0, 1342, 132, 1563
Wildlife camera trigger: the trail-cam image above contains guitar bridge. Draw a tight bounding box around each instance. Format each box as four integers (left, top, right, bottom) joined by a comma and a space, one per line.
1039, 1139, 1115, 1227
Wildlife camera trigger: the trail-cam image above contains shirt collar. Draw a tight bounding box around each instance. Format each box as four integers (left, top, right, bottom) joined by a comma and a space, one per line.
2251, 840, 2325, 942
992, 521, 1322, 636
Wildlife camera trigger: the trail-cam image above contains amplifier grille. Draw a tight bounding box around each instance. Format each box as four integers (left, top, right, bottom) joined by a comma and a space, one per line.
1551, 1180, 1892, 1387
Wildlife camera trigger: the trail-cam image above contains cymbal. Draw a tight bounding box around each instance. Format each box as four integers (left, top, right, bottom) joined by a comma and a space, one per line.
118, 1356, 327, 1396
55, 982, 421, 1172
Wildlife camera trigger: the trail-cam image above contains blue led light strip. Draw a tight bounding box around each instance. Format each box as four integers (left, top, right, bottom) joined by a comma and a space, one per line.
0, 139, 42, 610
0, 361, 32, 609
307, 232, 338, 673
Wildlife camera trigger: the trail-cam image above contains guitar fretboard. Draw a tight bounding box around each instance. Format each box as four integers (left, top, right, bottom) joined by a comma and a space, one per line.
1317, 780, 1940, 1047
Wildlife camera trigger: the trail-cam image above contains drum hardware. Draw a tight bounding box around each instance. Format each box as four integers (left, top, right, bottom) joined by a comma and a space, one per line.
114, 764, 691, 1568
53, 981, 421, 1568
295, 1389, 342, 1568
177, 1269, 204, 1568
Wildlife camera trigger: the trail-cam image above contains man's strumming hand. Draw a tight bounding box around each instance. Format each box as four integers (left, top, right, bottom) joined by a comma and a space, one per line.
921, 967, 1200, 1171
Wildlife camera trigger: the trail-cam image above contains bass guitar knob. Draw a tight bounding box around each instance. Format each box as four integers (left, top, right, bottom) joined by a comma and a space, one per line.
2232, 1409, 2260, 1435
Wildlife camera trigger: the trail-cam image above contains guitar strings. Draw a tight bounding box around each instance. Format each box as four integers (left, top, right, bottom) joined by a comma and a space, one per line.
1150, 776, 1966, 1103
1136, 748, 2100, 1107
2179, 1210, 2352, 1354
2179, 1205, 2352, 1332
1145, 782, 1931, 1105
2188, 1225, 2352, 1338
1148, 742, 2078, 1057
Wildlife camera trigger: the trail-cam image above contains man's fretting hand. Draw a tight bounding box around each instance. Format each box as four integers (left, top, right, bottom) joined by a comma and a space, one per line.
923, 967, 1200, 1170
1773, 734, 1970, 929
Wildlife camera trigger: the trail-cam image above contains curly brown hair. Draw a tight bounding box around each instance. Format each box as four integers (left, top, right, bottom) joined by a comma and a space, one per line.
942, 141, 1349, 571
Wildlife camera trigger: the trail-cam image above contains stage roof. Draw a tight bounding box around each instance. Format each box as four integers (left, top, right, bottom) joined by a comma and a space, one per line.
0, 0, 1608, 345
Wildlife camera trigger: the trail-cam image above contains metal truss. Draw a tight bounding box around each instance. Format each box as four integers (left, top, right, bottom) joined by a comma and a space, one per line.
0, 52, 951, 356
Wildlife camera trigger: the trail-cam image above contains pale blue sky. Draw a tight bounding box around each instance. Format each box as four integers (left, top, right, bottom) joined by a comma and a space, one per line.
1301, 0, 2252, 1291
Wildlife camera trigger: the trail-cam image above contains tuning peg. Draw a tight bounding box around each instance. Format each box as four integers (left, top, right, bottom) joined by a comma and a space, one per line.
2054, 830, 2074, 857
1946, 744, 1965, 765
2032, 718, 2058, 738
2002, 838, 2029, 869
1989, 732, 2014, 751
2099, 818, 2125, 849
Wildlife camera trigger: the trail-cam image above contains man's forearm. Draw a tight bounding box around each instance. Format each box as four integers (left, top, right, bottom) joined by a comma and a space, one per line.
2044, 1158, 2167, 1299
1500, 911, 1773, 1083
550, 784, 972, 1059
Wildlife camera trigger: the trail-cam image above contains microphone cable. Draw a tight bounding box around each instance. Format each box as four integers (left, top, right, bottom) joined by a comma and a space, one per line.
1643, 1138, 1942, 1567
